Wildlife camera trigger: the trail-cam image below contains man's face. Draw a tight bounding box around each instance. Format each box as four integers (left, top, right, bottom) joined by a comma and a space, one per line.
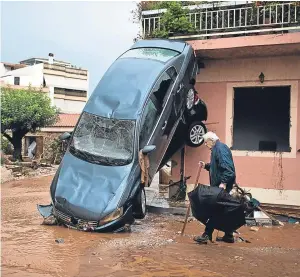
205, 139, 214, 150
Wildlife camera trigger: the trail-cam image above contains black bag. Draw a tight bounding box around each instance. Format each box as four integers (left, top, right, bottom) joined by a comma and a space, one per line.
188, 185, 247, 233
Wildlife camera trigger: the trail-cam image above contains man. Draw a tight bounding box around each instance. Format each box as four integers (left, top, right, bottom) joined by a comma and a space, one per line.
194, 131, 236, 244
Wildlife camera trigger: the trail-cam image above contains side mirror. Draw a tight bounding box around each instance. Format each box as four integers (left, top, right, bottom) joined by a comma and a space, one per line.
59, 132, 71, 141
142, 145, 156, 155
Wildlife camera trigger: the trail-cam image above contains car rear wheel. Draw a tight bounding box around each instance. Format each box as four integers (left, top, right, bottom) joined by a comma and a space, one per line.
186, 121, 207, 147
132, 187, 146, 219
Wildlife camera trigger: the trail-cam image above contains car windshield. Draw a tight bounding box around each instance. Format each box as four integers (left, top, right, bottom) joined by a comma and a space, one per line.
69, 112, 135, 166
120, 47, 179, 63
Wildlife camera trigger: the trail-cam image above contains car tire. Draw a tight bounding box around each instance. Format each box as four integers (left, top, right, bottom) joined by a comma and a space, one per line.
186, 121, 207, 147
132, 187, 146, 219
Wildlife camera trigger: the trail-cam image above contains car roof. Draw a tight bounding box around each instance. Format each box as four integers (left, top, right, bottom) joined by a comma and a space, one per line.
84, 57, 166, 120
131, 39, 187, 53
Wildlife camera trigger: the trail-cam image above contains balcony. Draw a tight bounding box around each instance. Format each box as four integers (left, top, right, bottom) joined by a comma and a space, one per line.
141, 2, 300, 39
44, 63, 88, 77
54, 87, 87, 98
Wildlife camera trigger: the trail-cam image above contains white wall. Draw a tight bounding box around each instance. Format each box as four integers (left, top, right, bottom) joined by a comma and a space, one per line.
44, 74, 88, 91
0, 63, 8, 76
54, 98, 86, 113
0, 63, 44, 87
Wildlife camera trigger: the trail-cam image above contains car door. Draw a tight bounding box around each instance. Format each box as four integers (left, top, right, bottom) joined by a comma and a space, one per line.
141, 69, 177, 181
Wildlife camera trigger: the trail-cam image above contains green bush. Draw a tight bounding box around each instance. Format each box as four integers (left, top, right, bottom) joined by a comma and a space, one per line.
49, 138, 66, 164
1, 135, 13, 155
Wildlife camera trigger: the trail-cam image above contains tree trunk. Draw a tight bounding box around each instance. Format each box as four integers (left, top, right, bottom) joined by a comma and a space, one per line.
12, 133, 23, 161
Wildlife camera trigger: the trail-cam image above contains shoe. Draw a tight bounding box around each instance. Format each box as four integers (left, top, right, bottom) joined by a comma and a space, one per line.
216, 234, 234, 243
193, 233, 212, 244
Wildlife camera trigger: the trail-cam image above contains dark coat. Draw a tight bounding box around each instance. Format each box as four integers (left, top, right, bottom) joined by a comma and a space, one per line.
204, 140, 236, 192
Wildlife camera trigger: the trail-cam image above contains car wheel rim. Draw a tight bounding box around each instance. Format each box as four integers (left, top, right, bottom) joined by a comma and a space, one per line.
190, 125, 205, 145
186, 89, 194, 110
141, 190, 146, 214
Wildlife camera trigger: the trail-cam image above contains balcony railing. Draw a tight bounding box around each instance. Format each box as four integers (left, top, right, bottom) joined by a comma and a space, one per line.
44, 63, 88, 76
54, 87, 87, 98
142, 2, 300, 39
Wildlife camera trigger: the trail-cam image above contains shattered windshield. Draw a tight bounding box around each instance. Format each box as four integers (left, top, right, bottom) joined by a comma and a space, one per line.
120, 47, 179, 63
69, 112, 135, 166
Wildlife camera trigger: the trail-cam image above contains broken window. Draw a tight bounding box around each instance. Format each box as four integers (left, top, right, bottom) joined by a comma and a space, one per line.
152, 71, 173, 109
70, 112, 135, 166
232, 86, 291, 152
139, 99, 159, 149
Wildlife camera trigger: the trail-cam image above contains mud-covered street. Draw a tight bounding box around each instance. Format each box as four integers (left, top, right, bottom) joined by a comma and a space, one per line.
2, 175, 300, 277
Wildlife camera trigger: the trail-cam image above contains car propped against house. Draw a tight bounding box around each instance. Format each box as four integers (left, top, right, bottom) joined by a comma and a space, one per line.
37, 39, 208, 232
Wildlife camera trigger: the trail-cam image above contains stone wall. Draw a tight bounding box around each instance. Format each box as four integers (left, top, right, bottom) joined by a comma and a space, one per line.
24, 132, 65, 164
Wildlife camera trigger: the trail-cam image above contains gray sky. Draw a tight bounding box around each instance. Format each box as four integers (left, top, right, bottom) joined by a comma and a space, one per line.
1, 1, 139, 94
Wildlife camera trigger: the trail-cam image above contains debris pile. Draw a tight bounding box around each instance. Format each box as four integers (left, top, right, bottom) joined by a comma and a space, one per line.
1, 154, 58, 183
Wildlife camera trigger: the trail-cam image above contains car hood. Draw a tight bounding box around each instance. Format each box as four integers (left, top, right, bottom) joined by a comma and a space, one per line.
53, 152, 135, 221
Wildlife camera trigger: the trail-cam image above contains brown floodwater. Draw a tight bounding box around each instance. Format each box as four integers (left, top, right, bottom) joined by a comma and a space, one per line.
2, 175, 300, 277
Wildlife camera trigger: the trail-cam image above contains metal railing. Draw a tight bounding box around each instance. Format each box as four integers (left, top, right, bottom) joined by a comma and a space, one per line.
54, 87, 87, 98
44, 63, 88, 76
142, 2, 300, 38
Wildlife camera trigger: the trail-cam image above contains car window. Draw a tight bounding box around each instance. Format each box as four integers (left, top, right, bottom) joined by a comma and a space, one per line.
152, 69, 176, 109
139, 99, 159, 149
166, 67, 177, 81
120, 48, 179, 63
187, 54, 196, 81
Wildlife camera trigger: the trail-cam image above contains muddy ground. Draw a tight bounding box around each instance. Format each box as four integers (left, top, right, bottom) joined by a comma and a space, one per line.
2, 175, 300, 277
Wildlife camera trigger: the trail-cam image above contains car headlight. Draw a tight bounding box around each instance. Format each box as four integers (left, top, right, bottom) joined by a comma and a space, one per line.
99, 207, 123, 225
186, 89, 194, 110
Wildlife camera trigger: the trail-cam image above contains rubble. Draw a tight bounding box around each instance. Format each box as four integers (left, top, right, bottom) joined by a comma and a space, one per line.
1, 166, 14, 183
1, 163, 58, 183
55, 238, 64, 244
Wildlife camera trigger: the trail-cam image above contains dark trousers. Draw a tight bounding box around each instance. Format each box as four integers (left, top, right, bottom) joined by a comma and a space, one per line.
204, 221, 233, 237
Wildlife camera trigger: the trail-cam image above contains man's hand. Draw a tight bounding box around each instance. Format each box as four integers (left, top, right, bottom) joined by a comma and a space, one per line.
219, 183, 226, 190
199, 161, 205, 167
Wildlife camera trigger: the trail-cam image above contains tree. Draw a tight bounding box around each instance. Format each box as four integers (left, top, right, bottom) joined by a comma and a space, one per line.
131, 1, 209, 40
151, 1, 196, 38
1, 86, 59, 161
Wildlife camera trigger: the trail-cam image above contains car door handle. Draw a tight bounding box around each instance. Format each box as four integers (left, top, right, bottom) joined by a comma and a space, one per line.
162, 120, 167, 130
177, 83, 183, 94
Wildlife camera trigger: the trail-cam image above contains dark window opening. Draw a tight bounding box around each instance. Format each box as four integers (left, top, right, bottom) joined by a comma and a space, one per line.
54, 87, 87, 97
232, 86, 291, 152
152, 70, 175, 109
14, 77, 20, 85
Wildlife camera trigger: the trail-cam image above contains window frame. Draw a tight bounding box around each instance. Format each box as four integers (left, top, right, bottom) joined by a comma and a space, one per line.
231, 86, 291, 153
225, 81, 298, 158
138, 66, 178, 149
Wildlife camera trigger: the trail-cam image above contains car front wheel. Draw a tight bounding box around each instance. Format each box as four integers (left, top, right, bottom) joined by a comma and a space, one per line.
132, 187, 146, 219
186, 121, 207, 147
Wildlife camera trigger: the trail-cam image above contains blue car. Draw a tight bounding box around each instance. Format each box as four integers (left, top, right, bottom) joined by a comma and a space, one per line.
38, 39, 207, 232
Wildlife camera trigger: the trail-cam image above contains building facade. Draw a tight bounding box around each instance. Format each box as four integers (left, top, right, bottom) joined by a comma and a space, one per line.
0, 54, 88, 114
1, 55, 88, 161
142, 1, 300, 206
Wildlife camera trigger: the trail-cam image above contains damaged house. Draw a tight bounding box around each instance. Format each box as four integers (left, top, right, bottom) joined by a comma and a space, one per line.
142, 1, 300, 207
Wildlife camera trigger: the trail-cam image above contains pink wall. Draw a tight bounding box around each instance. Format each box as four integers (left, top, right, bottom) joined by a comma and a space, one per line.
171, 55, 300, 192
